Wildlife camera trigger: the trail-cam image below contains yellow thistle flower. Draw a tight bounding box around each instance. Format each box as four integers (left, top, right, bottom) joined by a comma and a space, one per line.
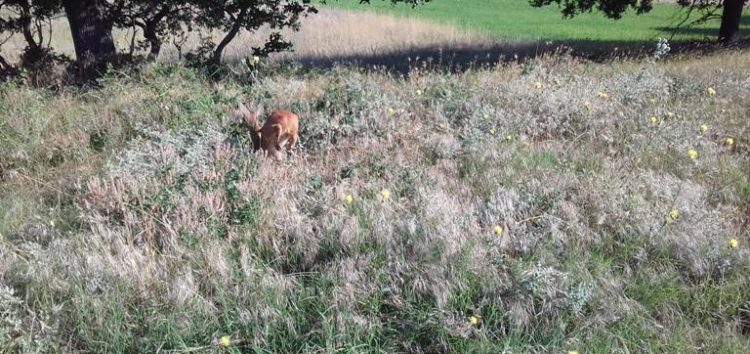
670, 209, 680, 220
380, 189, 391, 201
700, 124, 708, 133
597, 91, 608, 98
469, 315, 480, 325
416, 89, 422, 96
489, 129, 496, 136
219, 336, 231, 347
494, 225, 504, 235
706, 87, 716, 96
505, 134, 512, 142
729, 238, 739, 249
650, 116, 658, 124
726, 137, 735, 145
688, 148, 698, 160
534, 82, 543, 89
344, 194, 354, 205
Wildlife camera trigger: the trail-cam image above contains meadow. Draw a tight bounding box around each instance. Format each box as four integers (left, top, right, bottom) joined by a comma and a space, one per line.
323, 0, 750, 43
1, 3, 750, 354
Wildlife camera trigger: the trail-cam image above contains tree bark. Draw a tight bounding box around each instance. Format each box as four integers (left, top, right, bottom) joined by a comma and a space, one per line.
0, 54, 14, 73
62, 0, 117, 64
211, 8, 248, 65
144, 22, 162, 59
19, 1, 42, 51
719, 0, 746, 43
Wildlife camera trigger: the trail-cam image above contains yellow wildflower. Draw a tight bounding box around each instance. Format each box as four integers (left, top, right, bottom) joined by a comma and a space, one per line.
534, 82, 543, 89
666, 112, 674, 119
726, 137, 735, 145
483, 114, 489, 120
706, 87, 716, 96
489, 129, 496, 136
251, 56, 260, 66
568, 351, 580, 354
670, 209, 680, 220
650, 116, 658, 124
688, 148, 698, 160
597, 91, 608, 98
583, 101, 591, 110
219, 336, 231, 347
649, 98, 657, 105
416, 89, 422, 96
344, 194, 354, 205
700, 124, 708, 133
729, 238, 739, 249
505, 134, 512, 142
381, 189, 391, 201
387, 107, 395, 115
554, 78, 561, 86
494, 225, 504, 235
469, 315, 480, 325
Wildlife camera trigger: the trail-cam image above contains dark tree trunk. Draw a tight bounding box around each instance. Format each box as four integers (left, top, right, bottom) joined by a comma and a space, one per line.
19, 1, 41, 51
719, 0, 746, 43
144, 23, 162, 59
62, 0, 117, 64
211, 8, 248, 65
0, 55, 15, 73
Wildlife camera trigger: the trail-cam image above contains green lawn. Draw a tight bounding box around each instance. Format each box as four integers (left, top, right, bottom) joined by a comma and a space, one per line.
321, 0, 749, 42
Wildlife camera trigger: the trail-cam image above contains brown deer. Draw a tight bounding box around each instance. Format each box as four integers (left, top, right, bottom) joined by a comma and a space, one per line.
235, 103, 299, 161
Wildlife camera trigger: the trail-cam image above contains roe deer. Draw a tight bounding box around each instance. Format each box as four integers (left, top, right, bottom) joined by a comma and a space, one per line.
235, 102, 299, 161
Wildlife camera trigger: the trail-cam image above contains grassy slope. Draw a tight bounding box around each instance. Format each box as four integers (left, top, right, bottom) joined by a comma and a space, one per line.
1, 49, 750, 353
322, 0, 748, 42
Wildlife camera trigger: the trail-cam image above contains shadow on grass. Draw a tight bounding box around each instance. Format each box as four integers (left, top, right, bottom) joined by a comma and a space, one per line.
654, 14, 750, 38
285, 37, 750, 75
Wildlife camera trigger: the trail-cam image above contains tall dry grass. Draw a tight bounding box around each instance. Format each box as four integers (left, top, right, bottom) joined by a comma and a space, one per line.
1, 9, 750, 354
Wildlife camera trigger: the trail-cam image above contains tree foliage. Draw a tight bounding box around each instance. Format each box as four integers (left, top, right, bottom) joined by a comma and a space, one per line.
530, 0, 653, 19
0, 0, 321, 73
0, 0, 61, 69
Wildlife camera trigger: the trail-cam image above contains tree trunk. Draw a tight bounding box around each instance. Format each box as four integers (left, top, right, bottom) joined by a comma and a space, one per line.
19, 1, 42, 51
0, 54, 15, 73
719, 0, 746, 43
62, 0, 117, 64
211, 8, 248, 65
144, 23, 162, 59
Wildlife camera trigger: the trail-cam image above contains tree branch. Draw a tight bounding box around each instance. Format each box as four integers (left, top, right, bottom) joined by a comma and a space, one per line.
211, 7, 248, 64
